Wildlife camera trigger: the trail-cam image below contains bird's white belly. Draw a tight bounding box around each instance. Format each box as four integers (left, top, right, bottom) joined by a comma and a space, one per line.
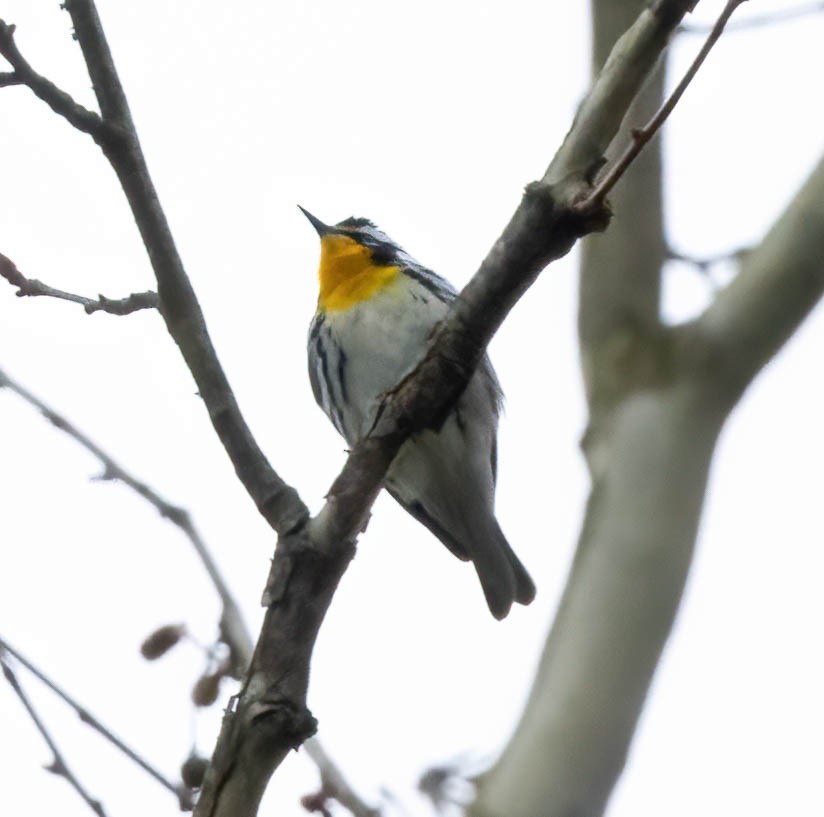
325, 278, 447, 440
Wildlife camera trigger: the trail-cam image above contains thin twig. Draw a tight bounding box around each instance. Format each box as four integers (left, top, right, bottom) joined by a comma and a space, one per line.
680, 1, 824, 33
0, 364, 371, 814
0, 19, 108, 138
0, 364, 252, 672
1, 652, 108, 817
0, 252, 158, 316
0, 637, 190, 808
303, 739, 381, 817
582, 0, 748, 209
667, 244, 750, 274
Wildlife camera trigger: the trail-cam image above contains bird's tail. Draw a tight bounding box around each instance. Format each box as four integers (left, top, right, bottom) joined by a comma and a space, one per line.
469, 517, 535, 620
385, 484, 535, 619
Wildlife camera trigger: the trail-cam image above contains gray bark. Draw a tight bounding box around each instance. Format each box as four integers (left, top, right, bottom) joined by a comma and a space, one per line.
471, 2, 824, 815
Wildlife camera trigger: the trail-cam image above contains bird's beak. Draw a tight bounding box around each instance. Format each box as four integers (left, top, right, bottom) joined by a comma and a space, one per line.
298, 205, 331, 237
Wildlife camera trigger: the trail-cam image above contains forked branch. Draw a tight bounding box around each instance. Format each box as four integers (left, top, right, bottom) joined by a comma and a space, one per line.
0, 0, 747, 814
0, 20, 108, 138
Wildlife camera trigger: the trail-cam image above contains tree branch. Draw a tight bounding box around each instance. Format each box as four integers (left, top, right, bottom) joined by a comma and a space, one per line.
1, 251, 158, 315
667, 243, 750, 274
469, 4, 823, 815
1, 652, 107, 817
576, 0, 745, 412
3, 1, 728, 814
302, 740, 381, 817
307, 0, 711, 555
680, 1, 824, 33
0, 70, 23, 86
577, 0, 667, 408
0, 364, 252, 673
198, 2, 710, 815
585, 0, 748, 208
0, 20, 107, 137
51, 0, 308, 538
689, 152, 824, 398
0, 637, 190, 808
0, 365, 368, 814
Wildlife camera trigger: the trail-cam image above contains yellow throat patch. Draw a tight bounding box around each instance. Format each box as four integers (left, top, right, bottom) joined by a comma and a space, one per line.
317, 234, 400, 312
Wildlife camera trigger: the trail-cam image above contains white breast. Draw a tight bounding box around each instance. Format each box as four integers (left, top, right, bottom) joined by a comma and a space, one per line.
324, 275, 449, 441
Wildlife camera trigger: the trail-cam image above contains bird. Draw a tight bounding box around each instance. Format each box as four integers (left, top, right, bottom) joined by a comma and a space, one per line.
301, 207, 535, 619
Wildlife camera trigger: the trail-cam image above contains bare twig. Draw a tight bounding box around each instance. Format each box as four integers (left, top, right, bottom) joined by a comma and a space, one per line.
583, 0, 748, 209
0, 637, 190, 808
0, 19, 108, 138
667, 244, 750, 274
0, 364, 366, 811
302, 739, 381, 817
680, 1, 824, 33
0, 252, 158, 316
1, 651, 107, 817
0, 364, 251, 673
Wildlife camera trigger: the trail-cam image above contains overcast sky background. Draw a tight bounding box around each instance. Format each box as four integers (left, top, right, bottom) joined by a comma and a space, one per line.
1, 2, 823, 815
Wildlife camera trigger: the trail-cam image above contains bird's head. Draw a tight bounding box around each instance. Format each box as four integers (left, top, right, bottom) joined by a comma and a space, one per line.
300, 207, 405, 312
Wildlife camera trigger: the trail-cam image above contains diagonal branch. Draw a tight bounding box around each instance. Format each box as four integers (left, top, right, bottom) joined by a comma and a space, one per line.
688, 152, 824, 398
0, 20, 107, 138
0, 636, 190, 808
57, 0, 307, 538
1, 251, 158, 315
199, 2, 717, 816
585, 0, 748, 208
1, 652, 107, 817
680, 0, 824, 33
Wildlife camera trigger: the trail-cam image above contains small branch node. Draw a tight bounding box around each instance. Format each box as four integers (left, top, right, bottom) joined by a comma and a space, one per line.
0, 70, 22, 86
2, 253, 159, 315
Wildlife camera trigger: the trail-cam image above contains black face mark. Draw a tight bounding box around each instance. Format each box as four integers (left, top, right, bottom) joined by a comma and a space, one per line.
334, 217, 402, 266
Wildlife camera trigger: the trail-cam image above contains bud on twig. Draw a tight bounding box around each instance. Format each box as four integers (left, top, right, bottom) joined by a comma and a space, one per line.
191, 670, 223, 707
140, 624, 185, 660
181, 753, 208, 790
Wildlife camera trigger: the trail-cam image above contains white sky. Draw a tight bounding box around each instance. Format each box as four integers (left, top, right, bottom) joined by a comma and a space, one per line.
1, 2, 822, 816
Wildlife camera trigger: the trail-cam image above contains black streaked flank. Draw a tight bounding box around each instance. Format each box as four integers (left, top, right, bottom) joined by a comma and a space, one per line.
336, 342, 349, 405
313, 328, 344, 435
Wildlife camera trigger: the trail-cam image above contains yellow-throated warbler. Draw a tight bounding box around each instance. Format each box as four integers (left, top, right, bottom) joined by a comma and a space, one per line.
301, 207, 535, 618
